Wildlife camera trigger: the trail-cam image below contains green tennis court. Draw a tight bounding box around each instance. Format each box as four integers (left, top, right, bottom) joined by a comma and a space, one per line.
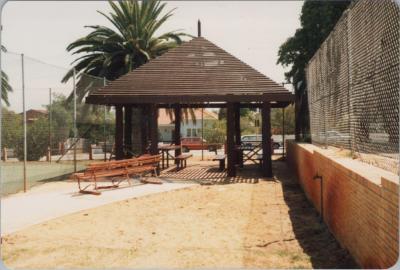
1, 161, 89, 196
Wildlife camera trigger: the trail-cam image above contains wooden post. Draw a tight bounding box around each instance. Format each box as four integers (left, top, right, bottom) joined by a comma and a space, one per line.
262, 102, 273, 177
174, 105, 182, 164
140, 105, 149, 154
59, 142, 65, 155
149, 104, 158, 155
3, 147, 7, 162
124, 105, 133, 158
227, 102, 236, 177
234, 104, 243, 167
282, 107, 285, 159
47, 146, 52, 162
46, 147, 50, 162
115, 105, 124, 160
89, 144, 93, 160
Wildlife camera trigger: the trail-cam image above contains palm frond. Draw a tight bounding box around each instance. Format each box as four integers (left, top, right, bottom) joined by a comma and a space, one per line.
1, 46, 13, 106
64, 0, 188, 105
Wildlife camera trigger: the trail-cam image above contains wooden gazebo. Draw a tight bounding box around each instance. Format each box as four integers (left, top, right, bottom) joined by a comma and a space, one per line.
86, 34, 293, 178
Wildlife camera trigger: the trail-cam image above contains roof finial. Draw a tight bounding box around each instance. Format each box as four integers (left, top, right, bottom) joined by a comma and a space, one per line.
197, 19, 201, 37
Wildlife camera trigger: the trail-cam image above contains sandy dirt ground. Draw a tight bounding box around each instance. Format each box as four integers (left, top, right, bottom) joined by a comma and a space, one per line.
1, 161, 357, 269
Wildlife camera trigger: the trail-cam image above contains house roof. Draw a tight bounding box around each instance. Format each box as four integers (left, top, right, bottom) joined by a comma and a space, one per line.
19, 109, 48, 115
158, 108, 218, 125
86, 37, 293, 106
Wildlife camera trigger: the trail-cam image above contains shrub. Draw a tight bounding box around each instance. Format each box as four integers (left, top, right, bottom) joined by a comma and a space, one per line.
15, 118, 49, 161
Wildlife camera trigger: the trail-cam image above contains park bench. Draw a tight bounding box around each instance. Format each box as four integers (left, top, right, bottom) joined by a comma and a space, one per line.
73, 154, 161, 195
175, 153, 193, 171
212, 154, 226, 171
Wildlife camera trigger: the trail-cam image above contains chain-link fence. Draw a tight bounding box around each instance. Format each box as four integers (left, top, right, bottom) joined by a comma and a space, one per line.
307, 0, 399, 175
1, 51, 113, 195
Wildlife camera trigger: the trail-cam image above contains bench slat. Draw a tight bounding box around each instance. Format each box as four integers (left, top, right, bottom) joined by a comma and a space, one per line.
176, 154, 193, 160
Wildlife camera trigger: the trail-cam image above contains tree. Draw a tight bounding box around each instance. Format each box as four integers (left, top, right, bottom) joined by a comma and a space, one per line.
15, 117, 49, 161
62, 0, 187, 100
218, 108, 226, 120
46, 94, 116, 151
1, 46, 13, 106
44, 94, 73, 152
218, 108, 255, 120
271, 105, 295, 135
62, 0, 191, 154
277, 1, 350, 141
203, 120, 226, 145
1, 108, 22, 149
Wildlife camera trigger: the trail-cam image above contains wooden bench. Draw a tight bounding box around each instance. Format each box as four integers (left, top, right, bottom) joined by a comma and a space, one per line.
73, 154, 161, 195
175, 153, 193, 171
212, 154, 226, 171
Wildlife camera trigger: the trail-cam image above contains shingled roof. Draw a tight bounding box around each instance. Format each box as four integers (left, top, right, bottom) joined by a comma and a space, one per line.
85, 37, 293, 106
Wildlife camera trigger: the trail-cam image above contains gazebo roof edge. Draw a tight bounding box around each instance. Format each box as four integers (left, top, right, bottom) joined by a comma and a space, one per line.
86, 36, 294, 105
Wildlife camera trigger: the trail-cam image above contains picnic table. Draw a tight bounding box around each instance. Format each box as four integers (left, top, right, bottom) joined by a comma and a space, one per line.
158, 144, 181, 169
235, 144, 263, 167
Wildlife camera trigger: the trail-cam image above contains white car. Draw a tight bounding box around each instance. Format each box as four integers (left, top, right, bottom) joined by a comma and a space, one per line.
325, 130, 351, 141
241, 134, 280, 149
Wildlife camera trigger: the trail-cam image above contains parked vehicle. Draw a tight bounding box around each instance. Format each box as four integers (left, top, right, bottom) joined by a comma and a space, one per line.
326, 130, 351, 140
241, 134, 280, 149
181, 137, 221, 152
272, 141, 281, 149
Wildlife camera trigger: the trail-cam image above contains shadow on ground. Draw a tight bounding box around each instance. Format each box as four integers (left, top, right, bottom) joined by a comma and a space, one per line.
273, 160, 358, 269
160, 162, 262, 184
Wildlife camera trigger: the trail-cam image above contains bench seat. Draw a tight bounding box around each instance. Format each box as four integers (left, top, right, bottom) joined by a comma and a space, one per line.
212, 154, 226, 171
175, 153, 193, 170
73, 154, 160, 195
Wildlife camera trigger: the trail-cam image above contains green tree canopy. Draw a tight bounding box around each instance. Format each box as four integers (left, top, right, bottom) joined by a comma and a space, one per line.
271, 105, 295, 135
277, 1, 350, 141
1, 108, 22, 149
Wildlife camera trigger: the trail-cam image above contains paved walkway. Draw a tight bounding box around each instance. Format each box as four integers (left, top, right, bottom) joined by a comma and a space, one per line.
1, 180, 195, 235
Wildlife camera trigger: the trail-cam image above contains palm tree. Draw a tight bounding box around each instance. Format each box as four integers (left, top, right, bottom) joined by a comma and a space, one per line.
62, 0, 188, 101
1, 46, 13, 106
63, 0, 197, 155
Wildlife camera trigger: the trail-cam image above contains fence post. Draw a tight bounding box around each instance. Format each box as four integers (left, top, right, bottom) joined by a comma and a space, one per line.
73, 68, 77, 172
0, 22, 2, 193
282, 107, 285, 158
48, 88, 52, 162
201, 108, 204, 161
103, 77, 107, 161
104, 106, 107, 162
21, 53, 27, 192
346, 10, 355, 156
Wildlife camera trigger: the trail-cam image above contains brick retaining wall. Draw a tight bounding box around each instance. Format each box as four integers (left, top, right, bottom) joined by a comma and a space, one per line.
286, 141, 399, 268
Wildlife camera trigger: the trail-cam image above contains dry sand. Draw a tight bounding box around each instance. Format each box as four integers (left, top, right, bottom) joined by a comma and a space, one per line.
2, 162, 357, 269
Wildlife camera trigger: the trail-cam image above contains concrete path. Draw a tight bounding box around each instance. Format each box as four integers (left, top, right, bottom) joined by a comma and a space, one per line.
1, 180, 196, 235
